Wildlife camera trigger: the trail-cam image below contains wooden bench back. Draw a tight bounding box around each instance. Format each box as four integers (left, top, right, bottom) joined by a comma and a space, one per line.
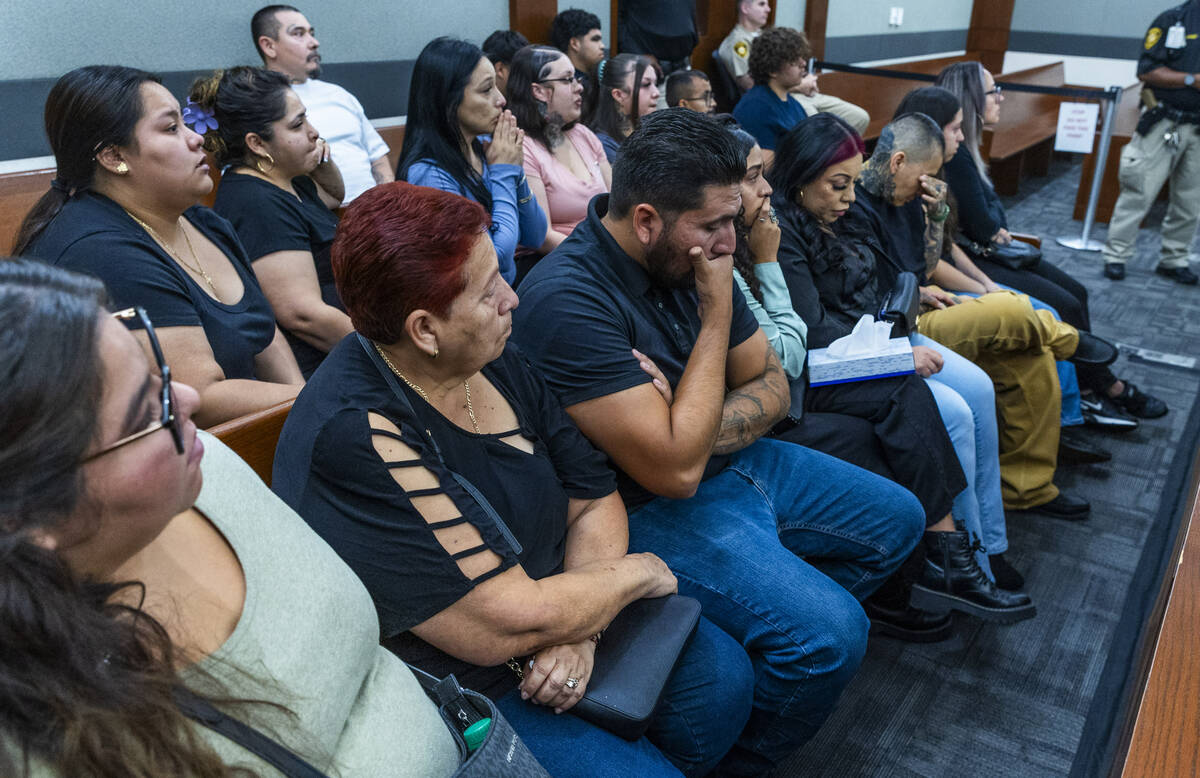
208, 399, 295, 487
817, 52, 982, 141
986, 62, 1067, 160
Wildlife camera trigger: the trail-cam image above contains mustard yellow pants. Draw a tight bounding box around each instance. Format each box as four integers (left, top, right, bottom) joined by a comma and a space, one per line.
916, 289, 1078, 509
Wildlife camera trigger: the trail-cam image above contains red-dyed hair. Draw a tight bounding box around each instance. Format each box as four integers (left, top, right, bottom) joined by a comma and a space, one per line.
332, 181, 491, 344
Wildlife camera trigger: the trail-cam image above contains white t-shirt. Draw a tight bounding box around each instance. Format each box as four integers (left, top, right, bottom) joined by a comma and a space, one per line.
291, 78, 389, 204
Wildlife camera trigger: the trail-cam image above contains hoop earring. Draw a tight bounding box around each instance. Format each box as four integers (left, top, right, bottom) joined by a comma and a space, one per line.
255, 152, 275, 174
115, 161, 129, 174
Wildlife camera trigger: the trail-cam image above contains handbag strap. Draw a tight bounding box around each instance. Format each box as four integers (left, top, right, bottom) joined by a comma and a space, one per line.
356, 334, 521, 554
174, 688, 329, 778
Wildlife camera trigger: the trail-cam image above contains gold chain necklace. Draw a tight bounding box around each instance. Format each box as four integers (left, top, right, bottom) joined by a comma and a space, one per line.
374, 342, 480, 434
124, 210, 217, 294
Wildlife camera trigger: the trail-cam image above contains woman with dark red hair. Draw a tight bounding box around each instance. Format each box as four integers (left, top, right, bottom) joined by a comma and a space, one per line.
270, 181, 754, 777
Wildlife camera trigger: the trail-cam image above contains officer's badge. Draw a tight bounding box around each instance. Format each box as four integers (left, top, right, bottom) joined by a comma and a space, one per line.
1145, 27, 1162, 49
734, 41, 749, 59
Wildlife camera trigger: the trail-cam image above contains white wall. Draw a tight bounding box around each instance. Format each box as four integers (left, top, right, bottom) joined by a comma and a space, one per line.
1, 0, 509, 80
1003, 52, 1138, 89
827, 0, 972, 37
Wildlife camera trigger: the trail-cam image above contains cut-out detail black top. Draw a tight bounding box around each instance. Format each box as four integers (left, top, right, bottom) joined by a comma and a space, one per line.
272, 337, 616, 698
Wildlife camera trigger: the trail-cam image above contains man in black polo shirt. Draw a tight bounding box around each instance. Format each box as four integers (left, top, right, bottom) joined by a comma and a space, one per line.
1102, 0, 1200, 283
513, 109, 925, 774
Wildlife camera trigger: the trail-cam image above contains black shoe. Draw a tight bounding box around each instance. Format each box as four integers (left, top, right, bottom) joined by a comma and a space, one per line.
988, 553, 1025, 591
1017, 491, 1091, 520
1070, 332, 1119, 367
1108, 381, 1168, 419
1155, 265, 1199, 285
1103, 263, 1126, 280
863, 598, 954, 642
910, 531, 1036, 624
1058, 428, 1112, 465
1081, 393, 1139, 432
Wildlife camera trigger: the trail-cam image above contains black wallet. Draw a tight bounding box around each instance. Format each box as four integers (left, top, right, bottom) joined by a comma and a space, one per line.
878, 271, 920, 336
572, 594, 703, 741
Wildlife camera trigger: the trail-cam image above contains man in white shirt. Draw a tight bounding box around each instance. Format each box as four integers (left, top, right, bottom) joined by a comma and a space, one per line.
252, 4, 394, 203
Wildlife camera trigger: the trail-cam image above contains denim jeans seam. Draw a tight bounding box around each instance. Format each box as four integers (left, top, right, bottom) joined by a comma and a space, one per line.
650, 695, 705, 774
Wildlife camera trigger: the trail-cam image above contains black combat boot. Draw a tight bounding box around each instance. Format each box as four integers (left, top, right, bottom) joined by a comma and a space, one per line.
910, 531, 1036, 624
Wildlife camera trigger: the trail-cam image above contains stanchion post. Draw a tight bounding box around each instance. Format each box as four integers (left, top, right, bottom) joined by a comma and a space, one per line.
1058, 85, 1121, 252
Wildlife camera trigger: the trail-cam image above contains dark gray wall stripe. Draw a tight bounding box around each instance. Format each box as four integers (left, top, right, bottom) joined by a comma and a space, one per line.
824, 29, 969, 65
1, 60, 415, 161
1008, 31, 1142, 59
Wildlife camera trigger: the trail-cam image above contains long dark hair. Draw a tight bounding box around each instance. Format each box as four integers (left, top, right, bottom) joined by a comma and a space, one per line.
768, 112, 865, 207
0, 259, 253, 777
714, 114, 764, 303
397, 37, 493, 209
935, 62, 990, 182
188, 66, 291, 169
586, 54, 656, 144
506, 45, 576, 149
13, 66, 161, 256
894, 86, 960, 128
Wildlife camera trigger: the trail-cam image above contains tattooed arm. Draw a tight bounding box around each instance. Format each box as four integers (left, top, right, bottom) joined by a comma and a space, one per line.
713, 329, 791, 454
920, 174, 948, 277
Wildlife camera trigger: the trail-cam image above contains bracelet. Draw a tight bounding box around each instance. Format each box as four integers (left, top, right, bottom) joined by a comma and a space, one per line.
928, 201, 950, 223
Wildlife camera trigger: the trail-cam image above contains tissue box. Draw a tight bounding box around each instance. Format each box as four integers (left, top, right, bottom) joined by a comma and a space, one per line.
808, 337, 915, 387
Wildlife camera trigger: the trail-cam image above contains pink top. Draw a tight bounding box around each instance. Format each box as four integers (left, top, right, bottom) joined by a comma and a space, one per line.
523, 125, 608, 236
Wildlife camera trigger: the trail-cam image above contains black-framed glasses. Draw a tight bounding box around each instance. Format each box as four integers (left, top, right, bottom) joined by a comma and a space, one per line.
84, 307, 184, 461
986, 84, 1003, 96
539, 73, 587, 87
685, 91, 716, 105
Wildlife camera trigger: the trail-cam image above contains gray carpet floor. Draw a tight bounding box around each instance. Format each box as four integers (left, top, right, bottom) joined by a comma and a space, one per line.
775, 158, 1200, 778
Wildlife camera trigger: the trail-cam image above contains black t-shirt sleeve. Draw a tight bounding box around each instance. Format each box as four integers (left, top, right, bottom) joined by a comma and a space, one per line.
730, 278, 760, 349
515, 278, 653, 408
218, 176, 315, 261
508, 348, 617, 500
53, 232, 202, 328
1138, 8, 1184, 74
307, 408, 521, 637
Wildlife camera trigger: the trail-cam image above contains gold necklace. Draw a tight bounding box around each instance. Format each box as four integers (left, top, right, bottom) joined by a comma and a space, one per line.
374, 342, 480, 434
124, 210, 217, 294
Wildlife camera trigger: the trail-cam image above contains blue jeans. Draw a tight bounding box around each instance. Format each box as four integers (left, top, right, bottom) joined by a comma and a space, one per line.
958, 288, 1084, 427
911, 333, 1007, 571
626, 439, 924, 775
497, 617, 753, 777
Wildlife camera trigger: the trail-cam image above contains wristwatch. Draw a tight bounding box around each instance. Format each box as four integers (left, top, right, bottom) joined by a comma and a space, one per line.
1186, 73, 1197, 87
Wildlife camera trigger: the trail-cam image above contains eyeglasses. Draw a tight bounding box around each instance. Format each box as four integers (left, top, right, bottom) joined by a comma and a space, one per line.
539, 73, 587, 87
986, 84, 1003, 96
84, 307, 184, 462
685, 91, 716, 105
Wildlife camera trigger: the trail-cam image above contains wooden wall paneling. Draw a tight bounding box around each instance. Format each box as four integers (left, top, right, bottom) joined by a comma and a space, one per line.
0, 168, 55, 255
804, 0, 828, 61
510, 0, 558, 46
967, 0, 1015, 75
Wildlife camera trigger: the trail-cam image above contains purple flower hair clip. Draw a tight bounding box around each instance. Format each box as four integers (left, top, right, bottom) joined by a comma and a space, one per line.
183, 98, 219, 134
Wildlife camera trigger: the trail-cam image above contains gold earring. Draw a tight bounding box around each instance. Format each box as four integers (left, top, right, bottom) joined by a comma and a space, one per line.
116, 161, 129, 174
255, 152, 275, 174
432, 348, 439, 359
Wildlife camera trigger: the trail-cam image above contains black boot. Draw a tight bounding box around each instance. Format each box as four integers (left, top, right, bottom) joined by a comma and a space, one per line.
911, 531, 1036, 624
863, 574, 954, 643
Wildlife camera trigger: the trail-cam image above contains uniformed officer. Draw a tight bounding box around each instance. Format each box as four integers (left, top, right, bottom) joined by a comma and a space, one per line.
1102, 0, 1200, 284
718, 0, 771, 93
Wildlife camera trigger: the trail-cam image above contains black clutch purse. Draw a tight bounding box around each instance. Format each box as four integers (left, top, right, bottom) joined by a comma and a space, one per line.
957, 235, 1041, 270
878, 271, 920, 336
573, 594, 703, 740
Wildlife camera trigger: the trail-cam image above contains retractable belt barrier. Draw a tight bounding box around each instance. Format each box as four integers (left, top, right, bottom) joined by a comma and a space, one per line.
810, 59, 1125, 252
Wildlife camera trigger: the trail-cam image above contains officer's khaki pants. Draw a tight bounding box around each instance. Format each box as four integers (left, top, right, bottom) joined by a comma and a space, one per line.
1101, 117, 1200, 269
916, 290, 1078, 509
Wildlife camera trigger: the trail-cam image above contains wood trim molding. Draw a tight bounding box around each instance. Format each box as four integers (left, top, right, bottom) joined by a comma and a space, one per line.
804, 0, 828, 61
967, 0, 1015, 74
510, 0, 557, 47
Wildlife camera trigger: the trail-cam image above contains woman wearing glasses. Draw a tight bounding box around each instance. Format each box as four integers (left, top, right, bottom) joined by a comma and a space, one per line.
398, 37, 548, 285
586, 54, 661, 163
14, 66, 303, 428
507, 45, 612, 253
0, 259, 462, 776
